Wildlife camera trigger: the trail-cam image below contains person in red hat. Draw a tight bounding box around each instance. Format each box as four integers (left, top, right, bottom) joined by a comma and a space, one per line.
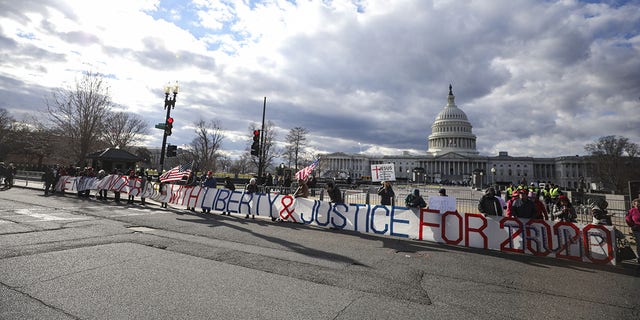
506, 189, 535, 219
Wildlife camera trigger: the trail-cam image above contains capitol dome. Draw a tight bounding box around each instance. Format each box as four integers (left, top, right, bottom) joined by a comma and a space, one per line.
427, 85, 478, 156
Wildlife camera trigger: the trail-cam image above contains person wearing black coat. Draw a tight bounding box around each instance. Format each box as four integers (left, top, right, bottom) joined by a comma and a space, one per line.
478, 187, 503, 216
377, 181, 395, 206
42, 166, 55, 196
326, 182, 343, 203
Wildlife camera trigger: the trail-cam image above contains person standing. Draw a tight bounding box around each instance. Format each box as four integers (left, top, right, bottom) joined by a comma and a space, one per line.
127, 169, 137, 204
552, 195, 577, 222
529, 191, 549, 220
325, 182, 343, 204
478, 187, 503, 216
6, 163, 16, 188
112, 168, 122, 203
377, 181, 395, 206
508, 190, 537, 219
138, 169, 149, 205
308, 176, 317, 196
96, 169, 108, 201
294, 179, 309, 198
495, 189, 507, 211
625, 198, 640, 263
223, 176, 235, 191
42, 166, 55, 196
221, 176, 235, 215
201, 171, 217, 213
245, 178, 259, 219
505, 183, 515, 202
405, 189, 427, 209
185, 171, 198, 212
159, 180, 168, 208
591, 198, 612, 225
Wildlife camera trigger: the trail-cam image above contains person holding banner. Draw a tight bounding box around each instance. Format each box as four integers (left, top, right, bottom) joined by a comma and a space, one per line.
201, 171, 217, 213
126, 169, 137, 204
245, 178, 258, 219
625, 198, 640, 263
405, 189, 427, 209
507, 189, 537, 219
325, 182, 343, 203
294, 179, 309, 198
377, 181, 395, 206
478, 187, 502, 216
552, 195, 576, 222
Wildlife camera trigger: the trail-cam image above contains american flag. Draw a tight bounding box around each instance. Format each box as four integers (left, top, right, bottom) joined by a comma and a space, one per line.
159, 162, 192, 182
294, 159, 318, 181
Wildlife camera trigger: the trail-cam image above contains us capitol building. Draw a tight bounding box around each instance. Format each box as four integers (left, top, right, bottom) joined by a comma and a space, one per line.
319, 85, 590, 190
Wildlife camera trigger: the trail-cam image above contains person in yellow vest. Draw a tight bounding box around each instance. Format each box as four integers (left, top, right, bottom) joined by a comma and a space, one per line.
506, 183, 515, 201
549, 184, 561, 204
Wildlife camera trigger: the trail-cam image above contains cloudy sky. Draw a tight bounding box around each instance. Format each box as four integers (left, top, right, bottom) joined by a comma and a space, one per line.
1, 0, 639, 160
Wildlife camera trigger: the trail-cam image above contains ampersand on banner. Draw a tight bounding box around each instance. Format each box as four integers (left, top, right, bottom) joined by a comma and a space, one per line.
279, 195, 298, 222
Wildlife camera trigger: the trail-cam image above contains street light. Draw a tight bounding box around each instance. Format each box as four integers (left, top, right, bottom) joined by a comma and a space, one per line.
491, 167, 496, 186
159, 82, 179, 173
480, 171, 484, 190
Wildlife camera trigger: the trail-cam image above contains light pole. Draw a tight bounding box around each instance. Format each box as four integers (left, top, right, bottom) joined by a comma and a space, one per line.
491, 167, 496, 187
480, 171, 484, 190
159, 82, 179, 173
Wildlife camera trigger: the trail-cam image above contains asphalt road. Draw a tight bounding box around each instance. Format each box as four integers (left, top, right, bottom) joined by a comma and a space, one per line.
1, 186, 639, 320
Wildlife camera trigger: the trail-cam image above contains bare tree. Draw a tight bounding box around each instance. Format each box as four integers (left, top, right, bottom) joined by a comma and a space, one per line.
585, 135, 640, 193
46, 71, 113, 165
0, 108, 15, 160
191, 119, 225, 172
284, 126, 309, 171
102, 111, 148, 149
231, 154, 253, 177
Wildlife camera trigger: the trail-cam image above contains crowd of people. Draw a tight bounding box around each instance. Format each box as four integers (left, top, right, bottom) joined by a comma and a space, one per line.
6, 163, 640, 262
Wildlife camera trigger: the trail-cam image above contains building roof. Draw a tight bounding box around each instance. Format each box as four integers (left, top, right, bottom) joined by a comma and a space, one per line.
86, 148, 143, 161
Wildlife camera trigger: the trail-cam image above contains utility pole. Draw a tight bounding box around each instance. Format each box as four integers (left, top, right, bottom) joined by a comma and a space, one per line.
258, 97, 266, 183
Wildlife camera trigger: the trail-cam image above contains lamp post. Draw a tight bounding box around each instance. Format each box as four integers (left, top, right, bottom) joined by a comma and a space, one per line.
159, 82, 179, 173
480, 171, 484, 190
491, 167, 496, 187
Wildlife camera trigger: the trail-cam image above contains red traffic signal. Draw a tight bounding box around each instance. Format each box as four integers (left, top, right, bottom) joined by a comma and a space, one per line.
165, 117, 174, 136
251, 130, 261, 156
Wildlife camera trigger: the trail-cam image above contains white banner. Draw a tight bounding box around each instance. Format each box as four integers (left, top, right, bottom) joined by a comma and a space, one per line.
55, 175, 618, 265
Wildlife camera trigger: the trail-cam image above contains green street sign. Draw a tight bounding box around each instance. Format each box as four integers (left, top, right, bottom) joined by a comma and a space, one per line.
154, 123, 167, 130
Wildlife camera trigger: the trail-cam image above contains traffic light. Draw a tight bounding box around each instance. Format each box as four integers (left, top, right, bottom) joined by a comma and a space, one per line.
166, 144, 177, 157
250, 130, 260, 156
165, 117, 174, 136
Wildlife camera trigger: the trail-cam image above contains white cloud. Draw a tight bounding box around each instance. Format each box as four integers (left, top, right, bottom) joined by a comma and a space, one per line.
0, 0, 638, 160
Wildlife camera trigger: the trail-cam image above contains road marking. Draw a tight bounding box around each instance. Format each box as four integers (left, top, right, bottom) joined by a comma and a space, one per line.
14, 208, 86, 221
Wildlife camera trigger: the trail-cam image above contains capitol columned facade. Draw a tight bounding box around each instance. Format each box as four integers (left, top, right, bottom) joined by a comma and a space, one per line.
319, 85, 590, 190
